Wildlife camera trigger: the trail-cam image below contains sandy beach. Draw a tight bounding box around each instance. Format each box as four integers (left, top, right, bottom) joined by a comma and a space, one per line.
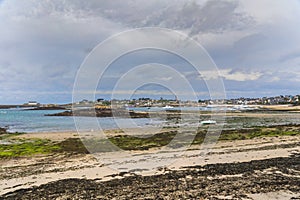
1, 129, 299, 199
2, 0, 300, 198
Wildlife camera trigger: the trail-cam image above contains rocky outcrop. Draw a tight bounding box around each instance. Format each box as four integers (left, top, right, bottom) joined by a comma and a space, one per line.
45, 108, 150, 118
27, 106, 66, 110
1, 153, 299, 199
46, 111, 73, 116
0, 127, 7, 134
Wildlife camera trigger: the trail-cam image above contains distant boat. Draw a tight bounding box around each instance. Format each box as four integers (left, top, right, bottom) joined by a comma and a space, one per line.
232, 105, 250, 110
163, 105, 174, 109
206, 105, 216, 108
200, 120, 217, 125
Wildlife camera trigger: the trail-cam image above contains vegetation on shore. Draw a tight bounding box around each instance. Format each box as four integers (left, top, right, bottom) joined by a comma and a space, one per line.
0, 139, 60, 158
0, 124, 299, 158
106, 124, 300, 150
219, 124, 300, 140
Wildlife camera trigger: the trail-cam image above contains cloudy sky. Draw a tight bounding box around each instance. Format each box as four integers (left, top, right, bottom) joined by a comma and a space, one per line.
1, 0, 300, 104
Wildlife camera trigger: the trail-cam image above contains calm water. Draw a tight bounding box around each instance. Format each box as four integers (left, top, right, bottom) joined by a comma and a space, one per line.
0, 109, 160, 133
1, 108, 300, 133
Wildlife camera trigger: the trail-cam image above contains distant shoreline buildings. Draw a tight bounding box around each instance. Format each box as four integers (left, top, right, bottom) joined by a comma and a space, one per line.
93, 94, 300, 108
6, 94, 300, 109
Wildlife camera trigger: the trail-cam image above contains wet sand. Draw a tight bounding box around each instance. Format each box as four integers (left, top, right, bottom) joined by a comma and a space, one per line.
2, 154, 299, 199
1, 133, 299, 199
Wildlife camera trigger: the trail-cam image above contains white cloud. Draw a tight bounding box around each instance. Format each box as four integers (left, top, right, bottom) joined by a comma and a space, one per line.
199, 69, 262, 81
1, 0, 300, 103
267, 76, 280, 82
238, 0, 300, 24
0, 0, 124, 100
221, 70, 262, 81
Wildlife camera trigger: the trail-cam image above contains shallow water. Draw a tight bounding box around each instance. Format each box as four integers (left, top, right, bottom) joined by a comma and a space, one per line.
1, 108, 300, 133
0, 109, 162, 133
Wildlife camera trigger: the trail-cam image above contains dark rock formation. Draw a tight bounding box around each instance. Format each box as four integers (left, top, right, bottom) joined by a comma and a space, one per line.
45, 108, 150, 118
1, 154, 299, 199
27, 106, 66, 110
0, 127, 7, 134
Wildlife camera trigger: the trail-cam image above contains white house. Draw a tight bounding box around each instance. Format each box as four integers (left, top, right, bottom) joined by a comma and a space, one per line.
26, 101, 40, 106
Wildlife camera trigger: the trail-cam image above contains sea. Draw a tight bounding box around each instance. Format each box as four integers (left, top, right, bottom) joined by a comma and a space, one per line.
0, 108, 161, 133
1, 107, 300, 133
0, 106, 216, 133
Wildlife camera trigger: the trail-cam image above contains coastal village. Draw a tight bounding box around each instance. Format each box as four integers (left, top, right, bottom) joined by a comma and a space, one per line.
1, 1, 300, 199
18, 94, 300, 110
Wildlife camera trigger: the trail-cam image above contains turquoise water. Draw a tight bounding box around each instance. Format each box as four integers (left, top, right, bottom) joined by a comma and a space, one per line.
0, 109, 159, 133
2, 108, 300, 133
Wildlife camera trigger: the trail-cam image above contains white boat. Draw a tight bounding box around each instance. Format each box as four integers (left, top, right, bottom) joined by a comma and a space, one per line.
206, 105, 216, 108
163, 105, 174, 109
200, 120, 217, 125
233, 105, 250, 110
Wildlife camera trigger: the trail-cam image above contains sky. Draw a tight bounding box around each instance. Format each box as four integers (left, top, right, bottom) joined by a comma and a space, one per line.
1, 0, 300, 104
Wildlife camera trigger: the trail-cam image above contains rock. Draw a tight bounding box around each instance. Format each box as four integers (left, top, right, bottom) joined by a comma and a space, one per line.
45, 108, 150, 118
1, 154, 299, 199
0, 127, 7, 134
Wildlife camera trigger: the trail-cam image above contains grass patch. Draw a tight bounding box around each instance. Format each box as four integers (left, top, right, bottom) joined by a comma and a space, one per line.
219, 125, 300, 141
52, 131, 179, 153
56, 138, 89, 154
0, 139, 60, 158
107, 125, 300, 150
109, 131, 177, 150
53, 125, 300, 152
1, 125, 299, 156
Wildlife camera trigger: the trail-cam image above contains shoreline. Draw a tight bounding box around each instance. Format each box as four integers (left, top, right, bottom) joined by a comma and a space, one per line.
1, 113, 300, 199
1, 132, 299, 198
2, 154, 299, 199
3, 110, 300, 135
